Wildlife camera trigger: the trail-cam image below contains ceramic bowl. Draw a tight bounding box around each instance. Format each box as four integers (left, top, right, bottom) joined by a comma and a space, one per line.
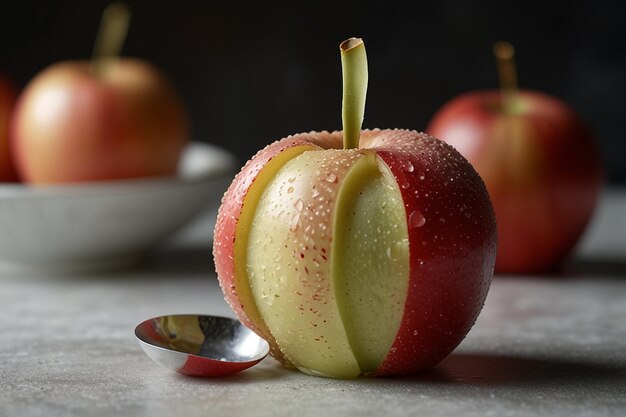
0, 142, 237, 272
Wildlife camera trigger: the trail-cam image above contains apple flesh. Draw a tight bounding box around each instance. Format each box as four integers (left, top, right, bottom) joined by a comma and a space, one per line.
11, 59, 189, 183
0, 75, 19, 182
427, 90, 602, 273
214, 129, 496, 378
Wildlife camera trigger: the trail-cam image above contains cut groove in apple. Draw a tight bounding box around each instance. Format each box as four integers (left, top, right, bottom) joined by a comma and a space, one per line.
332, 150, 409, 373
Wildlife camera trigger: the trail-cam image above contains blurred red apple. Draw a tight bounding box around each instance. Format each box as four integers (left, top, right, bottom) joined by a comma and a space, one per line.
428, 89, 602, 273
0, 75, 19, 182
11, 58, 189, 183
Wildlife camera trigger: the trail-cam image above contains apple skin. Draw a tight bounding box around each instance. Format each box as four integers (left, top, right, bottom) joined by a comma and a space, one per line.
427, 90, 603, 274
214, 129, 497, 377
11, 59, 189, 183
0, 75, 19, 182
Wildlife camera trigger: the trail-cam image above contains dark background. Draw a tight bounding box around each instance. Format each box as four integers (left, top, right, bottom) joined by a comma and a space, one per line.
2, 1, 625, 182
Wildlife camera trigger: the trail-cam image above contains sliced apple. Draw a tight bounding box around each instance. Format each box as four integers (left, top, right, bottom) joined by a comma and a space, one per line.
215, 129, 496, 378
214, 38, 496, 378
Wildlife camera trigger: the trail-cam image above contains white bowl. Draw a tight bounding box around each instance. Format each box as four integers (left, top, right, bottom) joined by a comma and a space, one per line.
0, 142, 237, 273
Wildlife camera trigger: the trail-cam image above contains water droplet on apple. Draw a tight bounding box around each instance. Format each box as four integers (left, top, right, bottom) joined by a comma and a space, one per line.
419, 174, 425, 180
325, 173, 338, 183
287, 186, 294, 194
294, 199, 304, 212
290, 214, 301, 232
389, 239, 409, 260
409, 210, 426, 228
404, 161, 414, 172
401, 182, 410, 189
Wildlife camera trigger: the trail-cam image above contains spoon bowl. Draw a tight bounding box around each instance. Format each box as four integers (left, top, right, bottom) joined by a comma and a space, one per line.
135, 314, 269, 377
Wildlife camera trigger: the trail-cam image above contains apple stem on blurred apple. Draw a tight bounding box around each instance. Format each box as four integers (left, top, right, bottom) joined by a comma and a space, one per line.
340, 38, 368, 149
91, 2, 131, 77
493, 41, 518, 113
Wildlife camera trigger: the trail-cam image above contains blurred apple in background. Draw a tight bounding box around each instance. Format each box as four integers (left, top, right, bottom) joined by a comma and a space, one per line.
11, 59, 189, 183
427, 41, 603, 274
0, 75, 19, 182
214, 39, 497, 378
10, 3, 189, 184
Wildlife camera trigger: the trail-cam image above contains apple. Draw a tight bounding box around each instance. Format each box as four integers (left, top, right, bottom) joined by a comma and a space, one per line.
427, 42, 602, 274
213, 38, 497, 378
0, 75, 19, 182
11, 58, 189, 184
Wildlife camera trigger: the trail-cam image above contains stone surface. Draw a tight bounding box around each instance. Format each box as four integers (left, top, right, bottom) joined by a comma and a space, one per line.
1, 189, 625, 417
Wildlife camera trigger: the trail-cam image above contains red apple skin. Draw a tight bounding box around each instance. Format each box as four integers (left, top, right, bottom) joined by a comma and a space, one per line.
428, 90, 603, 274
0, 75, 19, 182
368, 131, 496, 375
11, 59, 189, 183
214, 129, 496, 376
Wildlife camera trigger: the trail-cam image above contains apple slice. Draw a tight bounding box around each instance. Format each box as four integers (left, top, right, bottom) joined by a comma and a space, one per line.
247, 145, 364, 378
214, 137, 316, 366
332, 149, 409, 373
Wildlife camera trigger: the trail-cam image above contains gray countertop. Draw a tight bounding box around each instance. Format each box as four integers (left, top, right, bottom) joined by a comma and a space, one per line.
1, 189, 625, 417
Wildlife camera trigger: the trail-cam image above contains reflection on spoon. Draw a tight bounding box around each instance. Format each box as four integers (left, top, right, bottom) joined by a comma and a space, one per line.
135, 314, 269, 377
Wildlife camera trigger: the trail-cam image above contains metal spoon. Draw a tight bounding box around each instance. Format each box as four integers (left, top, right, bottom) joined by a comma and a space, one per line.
135, 314, 269, 377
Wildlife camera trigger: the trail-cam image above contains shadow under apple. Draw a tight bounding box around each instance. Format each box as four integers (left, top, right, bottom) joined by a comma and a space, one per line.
561, 256, 626, 280
399, 352, 626, 388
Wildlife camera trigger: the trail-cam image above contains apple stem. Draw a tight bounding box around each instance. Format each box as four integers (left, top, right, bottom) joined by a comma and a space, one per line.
493, 41, 518, 113
340, 38, 368, 149
91, 2, 131, 77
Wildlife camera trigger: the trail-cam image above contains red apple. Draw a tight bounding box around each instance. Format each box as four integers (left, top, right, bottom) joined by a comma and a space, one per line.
11, 59, 189, 183
0, 75, 19, 182
213, 129, 497, 378
428, 90, 602, 274
213, 37, 496, 379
